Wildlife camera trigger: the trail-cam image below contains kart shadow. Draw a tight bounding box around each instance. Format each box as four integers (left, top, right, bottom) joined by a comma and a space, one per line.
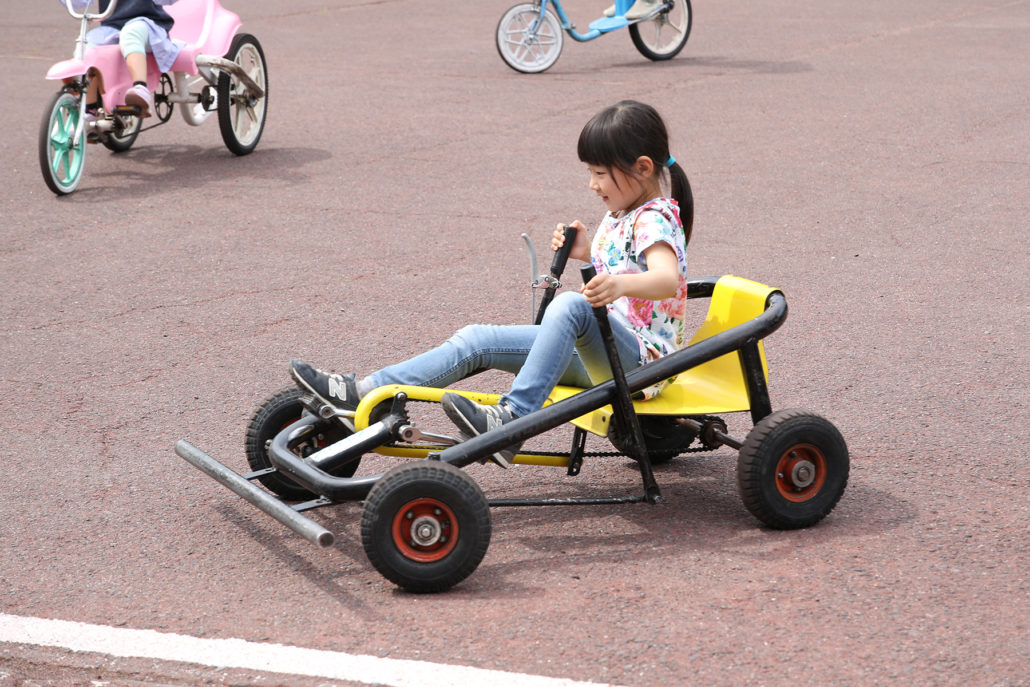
213, 451, 909, 600
56, 143, 332, 201
463, 453, 912, 596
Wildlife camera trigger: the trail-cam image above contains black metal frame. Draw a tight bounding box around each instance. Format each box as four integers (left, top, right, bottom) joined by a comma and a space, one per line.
175, 275, 786, 546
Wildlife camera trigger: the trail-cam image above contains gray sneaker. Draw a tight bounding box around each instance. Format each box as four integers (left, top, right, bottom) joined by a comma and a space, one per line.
441, 393, 521, 468
290, 359, 359, 412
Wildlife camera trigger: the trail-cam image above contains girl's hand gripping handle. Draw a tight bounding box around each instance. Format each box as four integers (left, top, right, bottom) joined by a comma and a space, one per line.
580, 265, 600, 306
533, 224, 579, 325
549, 224, 578, 280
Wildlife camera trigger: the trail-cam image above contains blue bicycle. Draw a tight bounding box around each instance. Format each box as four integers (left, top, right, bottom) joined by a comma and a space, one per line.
496, 0, 692, 73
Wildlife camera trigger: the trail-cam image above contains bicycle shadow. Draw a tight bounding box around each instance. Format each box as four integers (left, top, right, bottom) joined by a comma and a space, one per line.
60, 143, 332, 202
556, 54, 812, 76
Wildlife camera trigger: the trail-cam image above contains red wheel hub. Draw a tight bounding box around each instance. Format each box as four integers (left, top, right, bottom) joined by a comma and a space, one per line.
392, 498, 458, 562
775, 444, 826, 502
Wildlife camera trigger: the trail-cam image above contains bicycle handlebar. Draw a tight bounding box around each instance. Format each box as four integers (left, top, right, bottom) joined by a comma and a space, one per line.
62, 0, 118, 21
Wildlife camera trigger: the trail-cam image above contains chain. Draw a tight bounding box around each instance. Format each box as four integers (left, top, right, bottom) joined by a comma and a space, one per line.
383, 397, 725, 462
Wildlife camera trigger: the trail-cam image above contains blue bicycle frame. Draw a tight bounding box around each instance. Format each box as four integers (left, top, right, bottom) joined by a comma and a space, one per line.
544, 0, 663, 42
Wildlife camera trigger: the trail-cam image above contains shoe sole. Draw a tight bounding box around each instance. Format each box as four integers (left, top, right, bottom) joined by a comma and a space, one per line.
124, 94, 152, 118
442, 399, 513, 469
290, 368, 357, 431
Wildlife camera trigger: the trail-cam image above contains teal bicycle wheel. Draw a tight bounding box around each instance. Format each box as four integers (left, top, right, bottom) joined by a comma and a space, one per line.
39, 89, 87, 195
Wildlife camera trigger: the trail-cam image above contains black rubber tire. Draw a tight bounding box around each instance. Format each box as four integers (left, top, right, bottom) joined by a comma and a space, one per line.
737, 409, 849, 529
495, 3, 564, 74
39, 89, 86, 195
628, 0, 692, 61
609, 415, 701, 465
361, 462, 491, 593
217, 33, 267, 156
101, 112, 141, 153
244, 386, 357, 500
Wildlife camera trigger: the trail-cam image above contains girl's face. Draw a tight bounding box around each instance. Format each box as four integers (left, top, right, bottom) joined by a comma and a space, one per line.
586, 161, 659, 215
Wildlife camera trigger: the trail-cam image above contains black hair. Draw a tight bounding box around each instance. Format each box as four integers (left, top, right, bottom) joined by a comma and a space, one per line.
577, 100, 693, 245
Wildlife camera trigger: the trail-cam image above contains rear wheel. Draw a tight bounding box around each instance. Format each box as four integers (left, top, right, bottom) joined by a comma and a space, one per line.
629, 0, 692, 61
218, 33, 268, 155
244, 386, 358, 500
362, 462, 491, 593
39, 89, 86, 195
101, 111, 142, 152
737, 409, 849, 529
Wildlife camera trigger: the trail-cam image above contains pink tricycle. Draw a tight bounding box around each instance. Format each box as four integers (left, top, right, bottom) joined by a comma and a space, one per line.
40, 0, 268, 195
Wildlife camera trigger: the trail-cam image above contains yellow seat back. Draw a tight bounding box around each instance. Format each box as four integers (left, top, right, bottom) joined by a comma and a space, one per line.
549, 275, 780, 435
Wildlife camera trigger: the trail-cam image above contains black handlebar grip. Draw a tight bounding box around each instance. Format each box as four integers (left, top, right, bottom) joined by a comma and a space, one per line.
550, 224, 578, 279
580, 264, 598, 287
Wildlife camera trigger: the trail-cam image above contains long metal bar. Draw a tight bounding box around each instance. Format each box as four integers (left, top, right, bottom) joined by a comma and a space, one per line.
580, 264, 661, 503
739, 341, 773, 424
174, 440, 335, 547
436, 292, 787, 469
182, 285, 785, 518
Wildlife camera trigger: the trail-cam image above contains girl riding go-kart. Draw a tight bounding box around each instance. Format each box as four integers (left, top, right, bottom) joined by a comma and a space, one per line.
176, 101, 849, 594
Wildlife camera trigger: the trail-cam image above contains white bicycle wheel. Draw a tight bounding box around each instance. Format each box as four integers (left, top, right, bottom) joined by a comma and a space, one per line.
496, 3, 564, 74
629, 0, 692, 61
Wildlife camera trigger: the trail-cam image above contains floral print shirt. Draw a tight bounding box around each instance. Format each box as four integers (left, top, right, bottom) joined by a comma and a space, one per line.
590, 198, 688, 386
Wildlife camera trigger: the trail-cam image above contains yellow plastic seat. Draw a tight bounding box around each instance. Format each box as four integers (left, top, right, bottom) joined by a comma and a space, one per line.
549, 275, 780, 436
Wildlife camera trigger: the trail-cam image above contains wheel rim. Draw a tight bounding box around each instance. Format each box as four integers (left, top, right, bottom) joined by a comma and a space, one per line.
391, 498, 458, 563
47, 95, 85, 189
774, 444, 827, 502
637, 0, 689, 55
499, 6, 561, 72
228, 43, 266, 146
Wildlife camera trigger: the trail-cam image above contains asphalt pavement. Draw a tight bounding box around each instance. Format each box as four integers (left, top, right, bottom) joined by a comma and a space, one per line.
1, 0, 1027, 685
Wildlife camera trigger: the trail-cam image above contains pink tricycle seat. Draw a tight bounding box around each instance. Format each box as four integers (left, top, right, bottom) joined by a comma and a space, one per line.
166, 0, 242, 74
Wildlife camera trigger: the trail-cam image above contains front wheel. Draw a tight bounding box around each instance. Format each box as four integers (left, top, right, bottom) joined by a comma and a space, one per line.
629, 0, 692, 61
362, 462, 491, 593
496, 3, 564, 74
217, 33, 268, 155
736, 409, 849, 529
244, 386, 358, 500
39, 89, 86, 195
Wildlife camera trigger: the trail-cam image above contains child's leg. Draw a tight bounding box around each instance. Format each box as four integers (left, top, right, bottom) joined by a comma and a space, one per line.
118, 20, 151, 82
502, 291, 640, 417
364, 323, 594, 393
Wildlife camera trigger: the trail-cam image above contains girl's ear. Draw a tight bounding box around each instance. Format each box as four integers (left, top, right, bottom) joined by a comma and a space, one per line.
634, 155, 656, 178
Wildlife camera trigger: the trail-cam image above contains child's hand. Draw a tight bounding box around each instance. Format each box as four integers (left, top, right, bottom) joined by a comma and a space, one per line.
551, 220, 589, 262
582, 273, 622, 307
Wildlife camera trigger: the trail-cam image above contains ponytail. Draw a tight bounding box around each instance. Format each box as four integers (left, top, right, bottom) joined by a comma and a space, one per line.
667, 161, 693, 246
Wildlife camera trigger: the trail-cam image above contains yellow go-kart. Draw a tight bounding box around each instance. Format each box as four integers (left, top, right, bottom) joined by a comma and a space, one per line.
177, 234, 849, 593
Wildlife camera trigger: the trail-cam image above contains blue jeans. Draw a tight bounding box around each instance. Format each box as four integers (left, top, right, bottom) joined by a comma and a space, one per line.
365, 291, 642, 417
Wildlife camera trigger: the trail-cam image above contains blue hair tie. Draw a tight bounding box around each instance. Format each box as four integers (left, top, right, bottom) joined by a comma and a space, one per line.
666, 155, 676, 168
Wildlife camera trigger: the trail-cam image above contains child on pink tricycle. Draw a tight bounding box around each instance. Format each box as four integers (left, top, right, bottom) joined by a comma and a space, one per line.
40, 0, 267, 195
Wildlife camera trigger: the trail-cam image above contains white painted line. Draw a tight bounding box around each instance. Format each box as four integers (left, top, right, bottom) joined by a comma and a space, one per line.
0, 613, 615, 687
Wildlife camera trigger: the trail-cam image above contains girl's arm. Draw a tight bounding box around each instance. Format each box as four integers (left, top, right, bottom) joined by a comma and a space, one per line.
582, 242, 679, 307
